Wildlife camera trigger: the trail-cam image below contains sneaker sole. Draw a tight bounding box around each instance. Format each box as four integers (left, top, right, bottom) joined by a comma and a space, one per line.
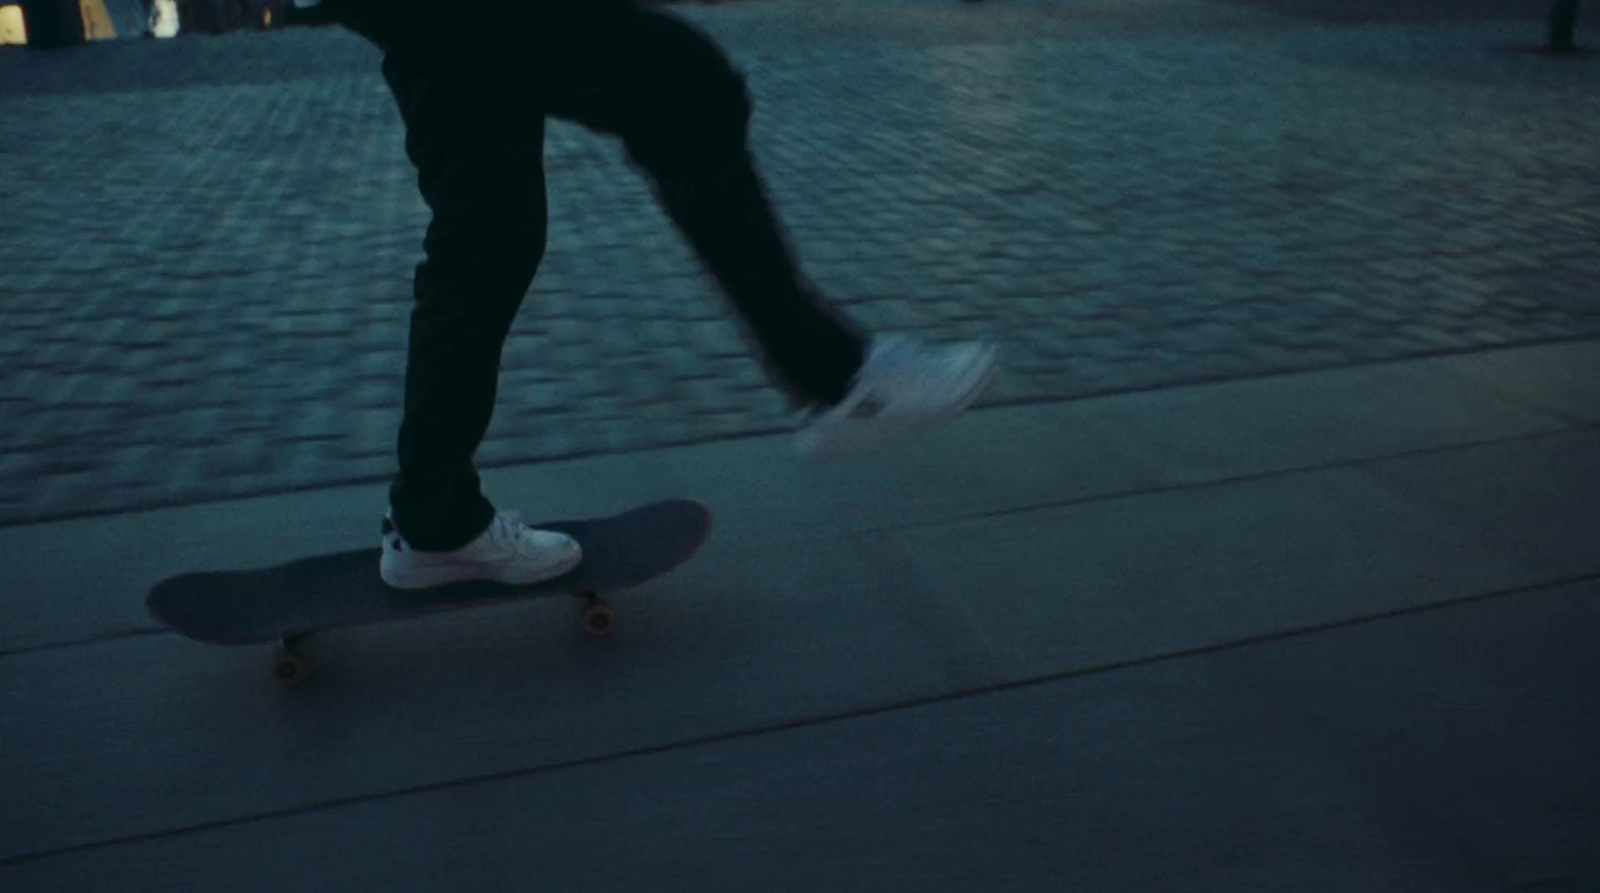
379, 550, 583, 591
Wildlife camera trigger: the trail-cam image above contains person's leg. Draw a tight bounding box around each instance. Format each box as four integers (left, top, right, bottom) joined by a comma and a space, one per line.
525, 8, 996, 457
380, 51, 550, 551
532, 10, 868, 408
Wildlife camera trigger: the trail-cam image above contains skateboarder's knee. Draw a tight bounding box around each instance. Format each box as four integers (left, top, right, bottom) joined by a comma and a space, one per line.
424, 158, 548, 241
420, 199, 548, 303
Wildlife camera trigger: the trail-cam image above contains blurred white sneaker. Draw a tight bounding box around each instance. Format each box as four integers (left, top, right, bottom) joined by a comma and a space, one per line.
797, 336, 999, 459
379, 510, 582, 590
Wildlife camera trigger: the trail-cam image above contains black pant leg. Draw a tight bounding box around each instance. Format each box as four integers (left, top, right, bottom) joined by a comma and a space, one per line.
537, 9, 868, 407
380, 52, 551, 551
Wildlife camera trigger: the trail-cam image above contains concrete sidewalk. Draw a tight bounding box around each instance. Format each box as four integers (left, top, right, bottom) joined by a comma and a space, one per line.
1, 339, 1596, 891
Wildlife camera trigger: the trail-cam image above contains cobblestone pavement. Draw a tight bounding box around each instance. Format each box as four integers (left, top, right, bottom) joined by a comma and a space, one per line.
1, 0, 1597, 525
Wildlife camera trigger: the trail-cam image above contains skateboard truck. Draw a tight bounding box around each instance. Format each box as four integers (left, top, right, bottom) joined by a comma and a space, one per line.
576, 592, 616, 638
266, 593, 620, 686
273, 634, 312, 685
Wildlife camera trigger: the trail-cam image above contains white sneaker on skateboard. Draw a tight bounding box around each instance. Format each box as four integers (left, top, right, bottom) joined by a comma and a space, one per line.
380, 511, 583, 590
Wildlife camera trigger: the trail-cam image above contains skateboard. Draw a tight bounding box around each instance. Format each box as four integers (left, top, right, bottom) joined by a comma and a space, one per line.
146, 498, 712, 685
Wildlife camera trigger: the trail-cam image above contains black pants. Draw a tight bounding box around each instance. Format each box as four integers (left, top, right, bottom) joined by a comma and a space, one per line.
327, 2, 867, 550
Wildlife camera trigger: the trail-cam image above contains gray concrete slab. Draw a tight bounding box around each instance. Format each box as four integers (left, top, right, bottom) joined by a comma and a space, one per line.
1363, 428, 1600, 579
619, 398, 1163, 549
1079, 354, 1571, 487
1436, 339, 1600, 425
0, 527, 968, 860
1, 484, 381, 654
5, 577, 1593, 893
1215, 578, 1600, 889
894, 467, 1548, 679
1, 423, 1576, 861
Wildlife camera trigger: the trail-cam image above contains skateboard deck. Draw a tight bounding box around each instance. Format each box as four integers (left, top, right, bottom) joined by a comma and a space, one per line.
146, 498, 711, 683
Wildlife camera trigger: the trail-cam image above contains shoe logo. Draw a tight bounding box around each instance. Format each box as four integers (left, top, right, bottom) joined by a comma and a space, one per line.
382, 517, 407, 552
